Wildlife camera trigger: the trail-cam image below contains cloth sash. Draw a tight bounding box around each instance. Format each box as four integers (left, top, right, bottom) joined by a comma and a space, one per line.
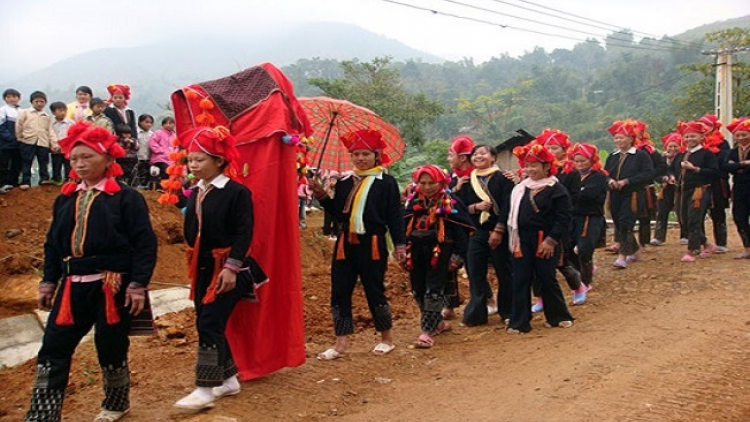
508, 176, 557, 257
347, 166, 383, 236
470, 167, 500, 224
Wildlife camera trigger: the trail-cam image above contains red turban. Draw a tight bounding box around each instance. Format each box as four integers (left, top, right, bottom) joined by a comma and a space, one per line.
179, 125, 239, 164
698, 114, 721, 131
513, 143, 558, 176
107, 84, 131, 103
727, 117, 750, 134
340, 129, 390, 165
449, 135, 475, 155
568, 142, 606, 174
535, 128, 571, 149
411, 164, 449, 186
608, 119, 641, 138
677, 121, 709, 135
661, 132, 686, 152
59, 121, 125, 160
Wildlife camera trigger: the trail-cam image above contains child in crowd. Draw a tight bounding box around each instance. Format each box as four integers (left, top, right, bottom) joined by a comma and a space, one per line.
115, 123, 139, 185
0, 88, 22, 193
149, 116, 177, 185
66, 85, 93, 122
104, 84, 138, 139
15, 91, 57, 190
86, 97, 115, 133
652, 132, 687, 245
298, 181, 311, 229
136, 114, 154, 188
50, 102, 73, 184
403, 165, 472, 348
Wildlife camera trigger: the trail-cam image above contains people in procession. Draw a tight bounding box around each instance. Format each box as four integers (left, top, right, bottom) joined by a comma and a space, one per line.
309, 129, 406, 360
402, 164, 473, 348
458, 144, 515, 327
174, 125, 268, 410
25, 121, 157, 422
652, 132, 687, 246
604, 119, 654, 269
507, 143, 575, 333
670, 120, 720, 262
699, 114, 731, 254
633, 123, 667, 252
723, 117, 750, 259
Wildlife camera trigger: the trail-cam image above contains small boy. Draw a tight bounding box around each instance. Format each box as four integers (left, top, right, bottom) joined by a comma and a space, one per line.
86, 97, 115, 133
0, 88, 22, 193
115, 123, 138, 184
15, 91, 56, 190
50, 102, 73, 184
136, 114, 154, 188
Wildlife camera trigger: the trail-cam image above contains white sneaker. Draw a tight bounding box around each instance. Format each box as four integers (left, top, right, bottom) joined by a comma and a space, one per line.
212, 383, 241, 399
0, 184, 12, 193
649, 238, 663, 246
679, 238, 689, 245
174, 388, 216, 410
715, 246, 729, 254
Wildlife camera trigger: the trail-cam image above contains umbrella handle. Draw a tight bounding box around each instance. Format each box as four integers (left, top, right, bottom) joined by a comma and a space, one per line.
315, 111, 339, 173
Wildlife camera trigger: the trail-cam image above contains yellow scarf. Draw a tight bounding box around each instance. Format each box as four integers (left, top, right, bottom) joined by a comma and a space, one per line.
349, 166, 384, 235
470, 166, 500, 224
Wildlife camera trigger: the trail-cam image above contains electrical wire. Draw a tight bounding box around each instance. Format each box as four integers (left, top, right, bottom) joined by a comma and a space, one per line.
378, 0, 698, 53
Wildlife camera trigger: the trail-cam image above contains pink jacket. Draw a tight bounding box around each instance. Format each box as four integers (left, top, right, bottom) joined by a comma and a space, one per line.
149, 128, 176, 165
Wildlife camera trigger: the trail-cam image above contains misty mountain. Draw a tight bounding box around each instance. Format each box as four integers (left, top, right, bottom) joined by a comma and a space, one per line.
3, 22, 444, 115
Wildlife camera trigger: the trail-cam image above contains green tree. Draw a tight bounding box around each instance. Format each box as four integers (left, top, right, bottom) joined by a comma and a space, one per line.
308, 56, 444, 146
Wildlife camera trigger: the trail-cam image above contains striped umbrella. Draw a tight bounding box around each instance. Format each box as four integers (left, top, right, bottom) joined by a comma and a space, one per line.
299, 96, 405, 172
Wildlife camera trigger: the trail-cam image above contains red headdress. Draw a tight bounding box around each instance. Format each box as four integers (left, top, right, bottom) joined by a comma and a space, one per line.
180, 125, 239, 166
698, 114, 721, 131
608, 119, 641, 138
727, 117, 750, 134
568, 142, 606, 175
513, 143, 558, 176
677, 120, 709, 135
661, 132, 686, 153
106, 83, 131, 105
411, 164, 450, 187
534, 128, 571, 149
449, 135, 475, 155
340, 129, 390, 165
698, 114, 726, 153
58, 121, 125, 195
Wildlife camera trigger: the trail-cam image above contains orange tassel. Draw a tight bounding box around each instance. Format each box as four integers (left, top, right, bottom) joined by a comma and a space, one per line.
646, 186, 655, 209
336, 236, 346, 260
102, 273, 121, 325
693, 186, 703, 209
536, 230, 545, 258
202, 248, 231, 305
582, 216, 589, 238
371, 235, 380, 261
55, 277, 75, 326
349, 232, 360, 245
630, 192, 638, 213
437, 219, 446, 243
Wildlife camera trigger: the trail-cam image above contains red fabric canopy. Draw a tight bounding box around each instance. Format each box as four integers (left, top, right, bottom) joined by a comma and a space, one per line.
172, 63, 309, 380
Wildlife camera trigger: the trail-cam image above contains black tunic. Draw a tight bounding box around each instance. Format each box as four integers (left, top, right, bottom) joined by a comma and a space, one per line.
604, 148, 654, 193
668, 148, 718, 191
517, 182, 572, 242
723, 145, 750, 185
575, 170, 608, 216
457, 171, 515, 231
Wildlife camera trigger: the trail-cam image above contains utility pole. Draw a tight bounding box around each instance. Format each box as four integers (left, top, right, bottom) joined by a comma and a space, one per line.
702, 46, 749, 146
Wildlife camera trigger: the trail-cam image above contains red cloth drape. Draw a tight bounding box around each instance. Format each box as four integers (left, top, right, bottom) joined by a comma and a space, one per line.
171, 63, 308, 379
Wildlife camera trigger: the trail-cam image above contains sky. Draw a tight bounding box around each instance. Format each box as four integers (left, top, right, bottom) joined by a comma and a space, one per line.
1, 0, 749, 80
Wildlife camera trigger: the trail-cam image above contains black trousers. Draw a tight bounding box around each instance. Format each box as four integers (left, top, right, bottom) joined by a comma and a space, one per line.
408, 236, 453, 333
463, 229, 512, 325
322, 211, 337, 236
637, 186, 657, 246
136, 160, 150, 187
509, 230, 574, 333
680, 186, 712, 252
654, 184, 687, 242
330, 234, 392, 336
50, 153, 70, 182
0, 148, 21, 186
732, 183, 750, 247
26, 281, 132, 421
610, 190, 641, 255
19, 143, 50, 185
193, 259, 245, 387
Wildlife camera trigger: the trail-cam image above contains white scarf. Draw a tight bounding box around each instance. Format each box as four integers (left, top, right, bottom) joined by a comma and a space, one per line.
508, 176, 557, 254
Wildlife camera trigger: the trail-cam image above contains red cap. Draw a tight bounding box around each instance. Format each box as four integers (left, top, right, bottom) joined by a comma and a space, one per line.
449, 135, 475, 155
411, 164, 449, 185
107, 84, 131, 103
677, 121, 709, 135
179, 125, 238, 164
534, 128, 571, 149
727, 117, 750, 134
341, 129, 390, 164
513, 144, 558, 176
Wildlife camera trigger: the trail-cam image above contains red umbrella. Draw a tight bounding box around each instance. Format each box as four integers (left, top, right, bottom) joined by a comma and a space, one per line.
299, 96, 405, 172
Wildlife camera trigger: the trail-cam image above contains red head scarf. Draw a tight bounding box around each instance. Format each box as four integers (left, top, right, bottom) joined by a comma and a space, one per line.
727, 117, 750, 134
534, 128, 571, 149
677, 121, 710, 135
180, 126, 239, 164
661, 132, 686, 153
449, 135, 475, 155
608, 119, 641, 138
411, 164, 450, 187
568, 142, 606, 174
698, 114, 721, 131
513, 143, 558, 176
106, 83, 131, 104
340, 129, 390, 165
58, 121, 125, 194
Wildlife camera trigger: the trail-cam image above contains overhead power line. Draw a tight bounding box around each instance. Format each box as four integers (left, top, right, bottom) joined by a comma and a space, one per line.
377, 0, 699, 53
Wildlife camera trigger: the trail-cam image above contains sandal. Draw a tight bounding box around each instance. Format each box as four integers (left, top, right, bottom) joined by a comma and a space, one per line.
316, 348, 344, 361
371, 342, 396, 356
94, 408, 130, 422
413, 334, 434, 349
431, 321, 452, 336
